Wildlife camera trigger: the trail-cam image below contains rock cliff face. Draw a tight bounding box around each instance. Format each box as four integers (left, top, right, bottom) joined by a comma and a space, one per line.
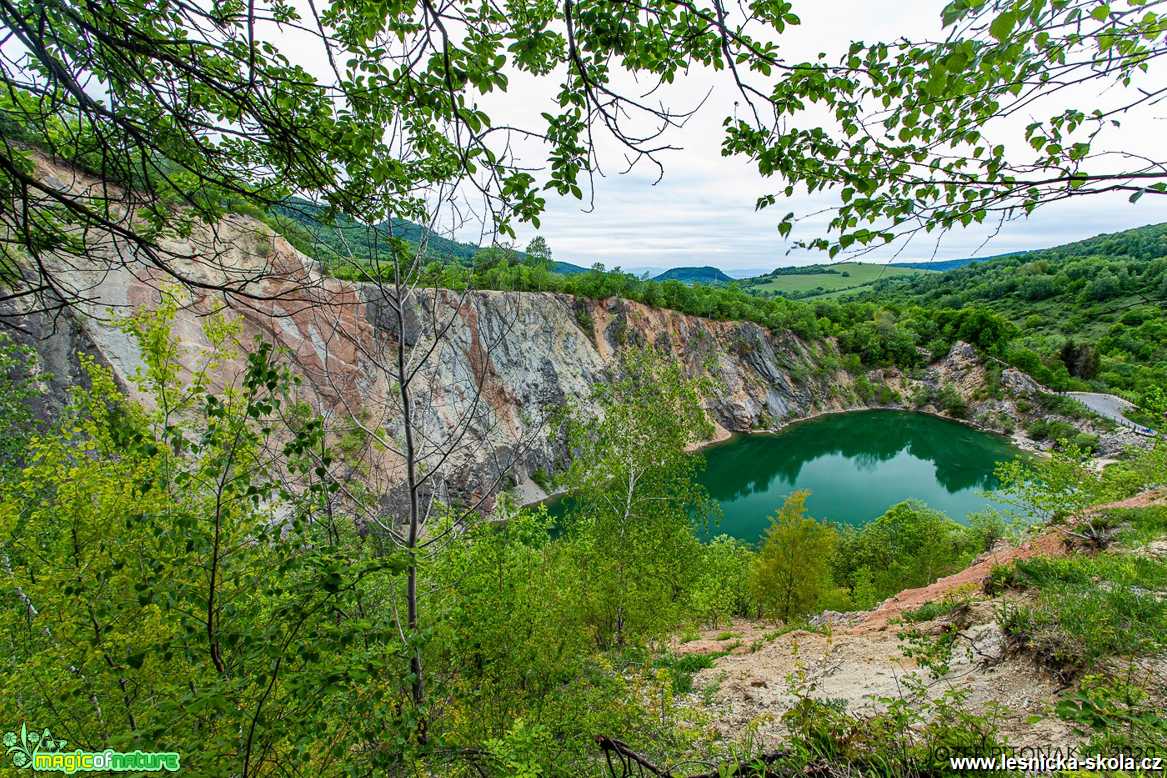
4, 154, 856, 506
9, 155, 1142, 511
12, 275, 856, 504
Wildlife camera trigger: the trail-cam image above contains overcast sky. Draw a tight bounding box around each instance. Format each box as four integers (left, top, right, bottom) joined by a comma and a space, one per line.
480, 0, 1167, 275
268, 0, 1167, 275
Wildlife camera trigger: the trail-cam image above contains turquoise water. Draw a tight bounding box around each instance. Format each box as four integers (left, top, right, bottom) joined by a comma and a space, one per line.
697, 410, 1018, 543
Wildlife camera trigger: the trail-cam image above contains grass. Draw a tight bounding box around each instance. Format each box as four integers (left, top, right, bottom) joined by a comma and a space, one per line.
742, 262, 931, 299
993, 549, 1167, 681
1111, 506, 1167, 547
901, 589, 975, 623
652, 651, 727, 694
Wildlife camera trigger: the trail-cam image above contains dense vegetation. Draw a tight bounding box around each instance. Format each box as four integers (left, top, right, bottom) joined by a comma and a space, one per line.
4, 319, 992, 774
739, 261, 928, 300
4, 315, 1164, 774
859, 222, 1167, 405
251, 199, 587, 277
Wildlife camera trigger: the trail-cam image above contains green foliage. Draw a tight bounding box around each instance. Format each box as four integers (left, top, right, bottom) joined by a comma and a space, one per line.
901, 590, 974, 625
996, 553, 1167, 682
559, 347, 715, 646
749, 492, 837, 622
994, 444, 1113, 521
936, 383, 968, 418
778, 674, 1004, 774
1111, 506, 1167, 548
730, 0, 1167, 263
688, 535, 757, 627
0, 308, 411, 775
421, 504, 703, 773
868, 225, 1167, 398
1024, 417, 1077, 444
832, 501, 978, 608
651, 651, 723, 695
1057, 673, 1167, 757
484, 719, 552, 778
524, 236, 553, 270
0, 334, 45, 473
653, 266, 734, 285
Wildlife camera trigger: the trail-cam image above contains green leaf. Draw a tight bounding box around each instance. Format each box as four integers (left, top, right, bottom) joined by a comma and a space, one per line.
989, 11, 1017, 41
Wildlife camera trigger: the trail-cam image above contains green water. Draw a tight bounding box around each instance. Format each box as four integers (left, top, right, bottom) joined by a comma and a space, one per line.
698, 410, 1018, 543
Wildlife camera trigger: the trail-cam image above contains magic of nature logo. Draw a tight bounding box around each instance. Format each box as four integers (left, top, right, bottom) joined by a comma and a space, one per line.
4, 723, 180, 773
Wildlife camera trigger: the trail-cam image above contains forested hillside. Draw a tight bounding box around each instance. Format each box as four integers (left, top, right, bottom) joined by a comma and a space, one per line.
653, 266, 735, 284
858, 223, 1167, 405
740, 261, 928, 299
260, 198, 588, 276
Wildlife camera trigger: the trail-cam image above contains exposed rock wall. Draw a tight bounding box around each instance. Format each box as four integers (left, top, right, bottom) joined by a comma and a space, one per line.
4, 152, 856, 506
8, 154, 1144, 511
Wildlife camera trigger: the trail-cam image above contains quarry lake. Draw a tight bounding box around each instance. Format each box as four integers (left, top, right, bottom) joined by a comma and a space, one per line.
696, 410, 1020, 543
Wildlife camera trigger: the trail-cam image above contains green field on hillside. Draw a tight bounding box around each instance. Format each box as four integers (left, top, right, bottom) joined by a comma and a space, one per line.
742, 262, 931, 299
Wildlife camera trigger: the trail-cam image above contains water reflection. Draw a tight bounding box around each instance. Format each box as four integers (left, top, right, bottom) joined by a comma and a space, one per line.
699, 410, 1018, 541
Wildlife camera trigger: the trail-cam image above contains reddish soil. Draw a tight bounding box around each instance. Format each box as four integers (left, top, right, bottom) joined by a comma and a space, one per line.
852, 528, 1066, 632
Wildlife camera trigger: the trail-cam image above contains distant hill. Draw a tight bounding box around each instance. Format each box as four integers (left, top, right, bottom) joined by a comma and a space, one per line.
740, 261, 931, 300
653, 266, 735, 284
267, 198, 587, 275
890, 223, 1167, 272
552, 261, 589, 275
863, 222, 1167, 306
888, 255, 1011, 272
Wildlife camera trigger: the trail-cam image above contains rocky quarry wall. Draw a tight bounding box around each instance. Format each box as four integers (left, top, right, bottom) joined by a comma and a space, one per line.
4, 155, 1149, 514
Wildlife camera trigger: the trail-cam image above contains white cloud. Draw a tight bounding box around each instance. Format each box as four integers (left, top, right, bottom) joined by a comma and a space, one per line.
497, 0, 1167, 272
275, 0, 1167, 272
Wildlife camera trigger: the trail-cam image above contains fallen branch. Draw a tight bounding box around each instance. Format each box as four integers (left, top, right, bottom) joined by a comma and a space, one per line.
595, 735, 788, 777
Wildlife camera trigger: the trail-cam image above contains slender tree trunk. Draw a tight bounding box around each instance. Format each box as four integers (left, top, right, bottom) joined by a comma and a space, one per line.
396, 276, 427, 745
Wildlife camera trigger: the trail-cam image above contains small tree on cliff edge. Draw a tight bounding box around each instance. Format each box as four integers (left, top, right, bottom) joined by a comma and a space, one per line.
750, 491, 837, 623
559, 346, 715, 647
525, 237, 553, 271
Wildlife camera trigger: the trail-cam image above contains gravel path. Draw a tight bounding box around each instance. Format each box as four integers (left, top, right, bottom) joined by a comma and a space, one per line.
1065, 391, 1157, 436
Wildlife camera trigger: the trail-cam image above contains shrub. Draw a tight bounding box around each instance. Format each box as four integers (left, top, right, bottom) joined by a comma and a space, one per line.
995, 554, 1167, 682
778, 677, 1005, 773
688, 535, 756, 627
1070, 432, 1100, 453
750, 492, 838, 622
833, 501, 978, 608
573, 304, 594, 334
1024, 418, 1076, 442
937, 384, 968, 417
1057, 673, 1167, 756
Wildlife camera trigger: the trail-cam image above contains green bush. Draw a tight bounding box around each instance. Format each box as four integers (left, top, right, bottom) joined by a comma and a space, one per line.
750, 492, 838, 622
688, 535, 756, 626
1071, 432, 1100, 453
777, 677, 1005, 774
833, 501, 978, 608
996, 554, 1167, 681
1057, 673, 1167, 757
936, 384, 968, 417
1024, 417, 1077, 442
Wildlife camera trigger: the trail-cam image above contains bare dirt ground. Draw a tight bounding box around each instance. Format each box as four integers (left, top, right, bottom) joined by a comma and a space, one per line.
681, 490, 1167, 751
685, 610, 1074, 751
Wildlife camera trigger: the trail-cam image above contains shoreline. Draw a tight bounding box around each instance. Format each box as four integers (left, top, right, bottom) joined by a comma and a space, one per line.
688, 403, 1041, 455
519, 404, 1046, 508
